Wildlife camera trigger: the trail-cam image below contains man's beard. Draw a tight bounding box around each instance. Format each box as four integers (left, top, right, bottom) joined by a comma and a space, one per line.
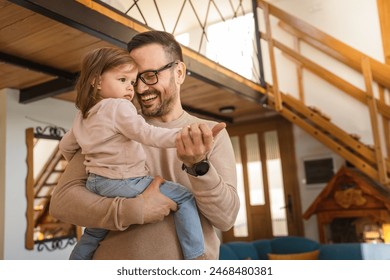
138, 88, 177, 117
137, 78, 178, 117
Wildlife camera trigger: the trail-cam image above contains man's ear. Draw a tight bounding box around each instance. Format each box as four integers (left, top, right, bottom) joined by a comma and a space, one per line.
176, 61, 186, 85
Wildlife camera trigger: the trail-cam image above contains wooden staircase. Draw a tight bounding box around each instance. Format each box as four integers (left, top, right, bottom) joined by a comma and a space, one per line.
256, 0, 390, 187
32, 146, 67, 229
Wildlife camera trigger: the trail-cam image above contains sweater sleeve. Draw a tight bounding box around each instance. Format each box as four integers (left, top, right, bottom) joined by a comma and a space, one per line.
49, 150, 145, 230
59, 128, 80, 162
114, 101, 180, 148
188, 128, 240, 232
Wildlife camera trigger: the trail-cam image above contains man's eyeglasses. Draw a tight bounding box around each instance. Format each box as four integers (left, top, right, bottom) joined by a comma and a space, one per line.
135, 61, 179, 86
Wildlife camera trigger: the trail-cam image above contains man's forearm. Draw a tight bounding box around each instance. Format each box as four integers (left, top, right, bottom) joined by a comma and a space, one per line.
190, 130, 239, 231
50, 150, 144, 230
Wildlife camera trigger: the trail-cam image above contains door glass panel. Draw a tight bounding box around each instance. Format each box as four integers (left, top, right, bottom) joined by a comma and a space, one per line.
244, 133, 265, 206
264, 131, 288, 236
230, 136, 248, 237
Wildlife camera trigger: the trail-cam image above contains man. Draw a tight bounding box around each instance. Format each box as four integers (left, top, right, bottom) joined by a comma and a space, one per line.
50, 30, 239, 259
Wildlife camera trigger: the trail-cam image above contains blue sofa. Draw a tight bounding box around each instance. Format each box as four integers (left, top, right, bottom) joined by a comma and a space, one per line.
219, 236, 390, 260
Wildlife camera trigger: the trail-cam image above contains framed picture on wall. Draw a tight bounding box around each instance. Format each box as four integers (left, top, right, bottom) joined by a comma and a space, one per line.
303, 155, 335, 187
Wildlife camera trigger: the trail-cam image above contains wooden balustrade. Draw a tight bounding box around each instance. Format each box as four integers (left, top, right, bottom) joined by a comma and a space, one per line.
257, 0, 390, 186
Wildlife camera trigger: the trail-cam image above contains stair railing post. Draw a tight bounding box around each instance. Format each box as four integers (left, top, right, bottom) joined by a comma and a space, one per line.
260, 1, 283, 111
378, 85, 390, 159
362, 56, 388, 184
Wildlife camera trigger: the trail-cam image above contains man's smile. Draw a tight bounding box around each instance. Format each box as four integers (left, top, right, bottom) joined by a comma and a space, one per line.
139, 93, 158, 104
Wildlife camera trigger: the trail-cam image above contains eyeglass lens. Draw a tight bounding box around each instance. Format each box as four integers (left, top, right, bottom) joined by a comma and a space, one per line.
137, 61, 178, 86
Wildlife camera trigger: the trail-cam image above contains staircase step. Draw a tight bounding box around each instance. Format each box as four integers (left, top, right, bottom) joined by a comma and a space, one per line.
52, 169, 65, 173
35, 195, 51, 199
349, 133, 361, 141
366, 144, 375, 150
43, 183, 57, 186
308, 106, 331, 121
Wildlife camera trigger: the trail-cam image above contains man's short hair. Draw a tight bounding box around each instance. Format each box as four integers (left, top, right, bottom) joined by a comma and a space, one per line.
127, 30, 183, 62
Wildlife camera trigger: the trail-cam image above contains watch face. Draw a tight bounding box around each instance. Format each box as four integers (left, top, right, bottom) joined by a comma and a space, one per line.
195, 161, 210, 175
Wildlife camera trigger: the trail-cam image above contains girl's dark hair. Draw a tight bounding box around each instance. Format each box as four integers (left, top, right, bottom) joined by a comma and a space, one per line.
75, 47, 134, 118
127, 31, 183, 62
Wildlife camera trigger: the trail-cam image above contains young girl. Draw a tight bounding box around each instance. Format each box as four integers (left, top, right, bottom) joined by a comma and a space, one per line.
60, 47, 206, 260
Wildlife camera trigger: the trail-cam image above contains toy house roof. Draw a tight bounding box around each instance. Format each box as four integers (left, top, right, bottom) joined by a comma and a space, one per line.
303, 166, 390, 219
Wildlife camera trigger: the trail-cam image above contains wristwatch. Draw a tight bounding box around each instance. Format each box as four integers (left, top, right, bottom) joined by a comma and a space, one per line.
182, 159, 210, 177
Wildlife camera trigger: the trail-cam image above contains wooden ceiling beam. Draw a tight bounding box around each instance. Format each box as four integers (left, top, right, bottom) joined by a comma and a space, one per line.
0, 51, 76, 81
19, 78, 75, 104
0, 51, 78, 103
182, 105, 233, 123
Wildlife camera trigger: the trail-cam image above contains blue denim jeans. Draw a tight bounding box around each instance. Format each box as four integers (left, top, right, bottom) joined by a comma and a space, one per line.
69, 174, 204, 260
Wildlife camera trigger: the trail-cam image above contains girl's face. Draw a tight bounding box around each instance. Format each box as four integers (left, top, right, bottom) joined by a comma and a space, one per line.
97, 63, 137, 102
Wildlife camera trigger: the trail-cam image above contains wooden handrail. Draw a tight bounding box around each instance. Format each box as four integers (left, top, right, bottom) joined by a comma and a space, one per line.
260, 33, 390, 119
283, 92, 390, 177
257, 0, 390, 186
282, 94, 377, 165
276, 98, 380, 181
258, 0, 390, 90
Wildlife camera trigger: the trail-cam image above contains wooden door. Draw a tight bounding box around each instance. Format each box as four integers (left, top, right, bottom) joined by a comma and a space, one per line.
223, 116, 303, 242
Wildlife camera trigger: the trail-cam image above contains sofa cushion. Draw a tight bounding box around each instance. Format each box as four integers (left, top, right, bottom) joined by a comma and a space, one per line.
219, 244, 239, 260
270, 236, 320, 254
251, 240, 272, 260
268, 249, 320, 260
319, 243, 362, 260
219, 238, 365, 260
223, 241, 259, 260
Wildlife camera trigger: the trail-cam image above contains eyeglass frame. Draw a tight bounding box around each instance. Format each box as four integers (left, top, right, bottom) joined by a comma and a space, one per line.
134, 60, 179, 86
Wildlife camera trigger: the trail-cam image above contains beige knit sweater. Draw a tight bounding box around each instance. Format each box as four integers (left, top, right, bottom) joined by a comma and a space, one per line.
59, 98, 179, 179
50, 111, 239, 260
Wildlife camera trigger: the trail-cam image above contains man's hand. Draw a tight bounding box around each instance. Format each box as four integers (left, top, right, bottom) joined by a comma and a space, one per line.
141, 176, 177, 224
176, 122, 226, 166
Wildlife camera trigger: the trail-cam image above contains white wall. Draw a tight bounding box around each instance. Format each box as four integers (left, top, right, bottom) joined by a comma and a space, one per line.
0, 91, 6, 259
1, 89, 77, 259
268, 0, 383, 60
262, 0, 385, 240
260, 0, 383, 144
293, 125, 345, 240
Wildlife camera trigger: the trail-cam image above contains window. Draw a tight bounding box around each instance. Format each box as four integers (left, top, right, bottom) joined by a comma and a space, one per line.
206, 14, 256, 81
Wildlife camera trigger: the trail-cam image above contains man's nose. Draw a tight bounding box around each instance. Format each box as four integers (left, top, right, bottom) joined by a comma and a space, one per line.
135, 80, 150, 92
